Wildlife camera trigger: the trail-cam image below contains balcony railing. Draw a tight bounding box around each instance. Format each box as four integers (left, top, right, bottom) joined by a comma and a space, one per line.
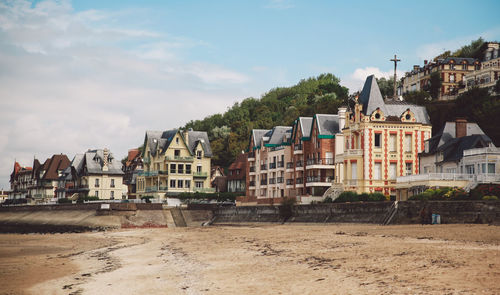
344, 149, 364, 156
145, 186, 158, 192
463, 147, 500, 156
286, 179, 294, 185
261, 164, 268, 170
193, 172, 208, 178
138, 171, 159, 177
286, 162, 294, 169
343, 179, 358, 186
277, 177, 284, 183
294, 144, 303, 151
269, 163, 276, 169
194, 187, 216, 193
277, 161, 284, 168
296, 177, 304, 184
306, 176, 334, 183
396, 173, 500, 183
249, 166, 256, 172
296, 160, 303, 167
249, 181, 256, 187
260, 179, 268, 185
306, 158, 334, 166
248, 151, 255, 159
269, 178, 276, 184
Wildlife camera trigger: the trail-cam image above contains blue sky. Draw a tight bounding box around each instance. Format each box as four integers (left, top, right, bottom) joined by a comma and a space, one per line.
0, 0, 499, 189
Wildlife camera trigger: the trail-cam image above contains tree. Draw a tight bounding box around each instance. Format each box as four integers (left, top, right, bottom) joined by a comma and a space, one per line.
428, 72, 442, 99
376, 77, 395, 99
403, 91, 432, 105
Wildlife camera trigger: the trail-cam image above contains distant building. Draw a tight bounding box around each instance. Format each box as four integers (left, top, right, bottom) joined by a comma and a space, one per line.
0, 190, 8, 203
335, 75, 432, 197
123, 149, 143, 199
136, 129, 213, 200
400, 57, 480, 100
396, 119, 500, 200
9, 162, 33, 200
460, 42, 500, 94
227, 152, 247, 193
58, 149, 125, 200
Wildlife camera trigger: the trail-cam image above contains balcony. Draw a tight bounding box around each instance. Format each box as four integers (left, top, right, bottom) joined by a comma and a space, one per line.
306, 158, 335, 168
269, 163, 276, 169
293, 144, 303, 154
145, 186, 158, 193
260, 179, 268, 185
277, 177, 284, 183
286, 162, 294, 169
193, 172, 208, 178
261, 164, 268, 171
345, 149, 364, 156
269, 178, 276, 184
277, 161, 284, 168
164, 156, 194, 162
249, 181, 256, 187
248, 151, 255, 160
343, 179, 358, 186
249, 166, 256, 173
194, 187, 216, 193
286, 179, 294, 185
296, 177, 304, 184
138, 171, 159, 177
306, 176, 334, 186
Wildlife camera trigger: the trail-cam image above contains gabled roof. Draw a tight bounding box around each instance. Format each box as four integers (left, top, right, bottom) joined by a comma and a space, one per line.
40, 154, 71, 180
437, 134, 492, 163
265, 126, 292, 147
358, 75, 430, 124
144, 129, 212, 157
250, 129, 270, 149
77, 149, 124, 175
187, 130, 212, 157
292, 117, 313, 141
427, 121, 486, 154
312, 114, 340, 138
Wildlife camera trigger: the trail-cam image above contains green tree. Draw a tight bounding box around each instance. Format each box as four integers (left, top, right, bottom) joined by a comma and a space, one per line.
428, 71, 442, 99
376, 77, 395, 99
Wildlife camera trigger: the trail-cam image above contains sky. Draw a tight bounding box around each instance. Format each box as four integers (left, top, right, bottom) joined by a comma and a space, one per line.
1, 0, 499, 190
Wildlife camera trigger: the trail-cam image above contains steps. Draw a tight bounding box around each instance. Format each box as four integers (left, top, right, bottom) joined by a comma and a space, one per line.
322, 183, 344, 201
169, 207, 187, 227
381, 201, 398, 225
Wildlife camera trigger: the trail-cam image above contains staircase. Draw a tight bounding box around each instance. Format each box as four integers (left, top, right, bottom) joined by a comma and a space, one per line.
381, 201, 398, 225
170, 207, 187, 227
322, 183, 344, 201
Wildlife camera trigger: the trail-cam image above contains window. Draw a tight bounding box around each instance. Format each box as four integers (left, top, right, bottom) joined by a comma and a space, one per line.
95, 178, 99, 188
449, 63, 455, 70
170, 179, 176, 188
466, 165, 475, 174
185, 180, 191, 188
405, 135, 412, 152
95, 191, 99, 198
195, 181, 203, 188
374, 163, 381, 180
174, 149, 180, 156
449, 74, 455, 83
110, 191, 114, 199
177, 179, 183, 188
186, 164, 192, 174
374, 133, 381, 148
462, 63, 467, 70
389, 163, 397, 179
110, 179, 115, 188
389, 134, 397, 152
197, 165, 202, 173
351, 162, 357, 180
197, 150, 202, 159
482, 163, 486, 174
446, 168, 456, 174
176, 137, 179, 144
170, 164, 176, 174
488, 163, 495, 174
178, 164, 184, 174
405, 163, 413, 175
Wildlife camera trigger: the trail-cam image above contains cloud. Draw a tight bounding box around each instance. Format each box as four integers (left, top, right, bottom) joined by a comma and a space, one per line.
0, 0, 252, 189
264, 0, 295, 10
341, 67, 405, 94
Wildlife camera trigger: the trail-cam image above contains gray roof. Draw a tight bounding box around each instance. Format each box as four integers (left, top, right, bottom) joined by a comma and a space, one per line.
83, 149, 124, 175
266, 126, 292, 146
145, 129, 212, 157
437, 134, 492, 163
440, 57, 476, 64
251, 129, 270, 148
298, 117, 313, 138
428, 122, 486, 153
359, 75, 430, 124
315, 114, 340, 136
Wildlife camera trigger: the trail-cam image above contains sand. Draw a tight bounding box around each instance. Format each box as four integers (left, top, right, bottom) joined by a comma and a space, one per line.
0, 223, 499, 294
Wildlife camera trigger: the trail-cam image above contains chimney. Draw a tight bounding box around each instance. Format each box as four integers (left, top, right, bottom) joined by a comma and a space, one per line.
183, 129, 190, 145
424, 60, 428, 65
455, 118, 467, 138
337, 107, 347, 131
102, 148, 109, 172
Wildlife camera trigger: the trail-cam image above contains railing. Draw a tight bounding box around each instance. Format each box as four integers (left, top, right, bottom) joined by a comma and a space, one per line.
159, 186, 168, 191
286, 179, 294, 185
249, 166, 256, 172
343, 179, 358, 186
296, 178, 304, 184
463, 147, 500, 156
294, 144, 303, 151
306, 158, 334, 165
260, 179, 268, 185
296, 160, 303, 167
277, 161, 284, 168
193, 172, 208, 178
397, 173, 500, 183
306, 176, 334, 183
286, 162, 293, 169
277, 177, 284, 183
269, 178, 276, 184
194, 187, 216, 193
145, 186, 158, 192
249, 181, 255, 187
261, 164, 268, 170
138, 171, 159, 177
269, 163, 276, 169
248, 151, 255, 158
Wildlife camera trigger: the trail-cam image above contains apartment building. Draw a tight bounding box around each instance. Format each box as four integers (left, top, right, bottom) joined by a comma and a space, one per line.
136, 129, 213, 200
461, 42, 500, 93
336, 75, 432, 197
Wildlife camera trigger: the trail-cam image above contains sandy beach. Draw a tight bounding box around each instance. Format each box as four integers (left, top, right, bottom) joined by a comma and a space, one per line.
1, 223, 499, 294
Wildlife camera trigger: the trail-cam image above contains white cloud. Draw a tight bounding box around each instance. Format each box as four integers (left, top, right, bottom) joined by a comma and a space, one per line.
0, 0, 253, 189
341, 67, 405, 94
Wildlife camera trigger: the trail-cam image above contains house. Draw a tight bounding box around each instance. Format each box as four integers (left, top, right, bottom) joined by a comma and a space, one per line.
135, 129, 213, 200
460, 42, 500, 94
210, 166, 226, 192
123, 148, 143, 199
0, 190, 9, 203
29, 154, 70, 203
8, 162, 33, 200
400, 57, 480, 100
227, 152, 247, 193
396, 119, 500, 200
58, 149, 125, 200
335, 75, 432, 197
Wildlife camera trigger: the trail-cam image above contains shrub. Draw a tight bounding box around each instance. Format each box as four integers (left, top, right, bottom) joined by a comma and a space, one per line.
57, 198, 72, 204
279, 197, 296, 220
334, 191, 387, 203
141, 196, 154, 203
323, 197, 333, 203
335, 191, 358, 203
369, 193, 386, 202
482, 195, 499, 201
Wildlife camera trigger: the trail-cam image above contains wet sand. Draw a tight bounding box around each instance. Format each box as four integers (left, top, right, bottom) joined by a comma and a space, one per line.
1, 224, 499, 294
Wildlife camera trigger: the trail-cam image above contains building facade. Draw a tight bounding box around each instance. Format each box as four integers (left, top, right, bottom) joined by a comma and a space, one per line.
460, 42, 500, 94
123, 149, 143, 199
336, 75, 432, 197
29, 154, 70, 203
8, 162, 32, 200
136, 129, 213, 200
227, 152, 247, 193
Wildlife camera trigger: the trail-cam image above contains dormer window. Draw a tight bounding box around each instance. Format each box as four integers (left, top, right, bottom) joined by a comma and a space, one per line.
176, 137, 179, 144
197, 150, 202, 159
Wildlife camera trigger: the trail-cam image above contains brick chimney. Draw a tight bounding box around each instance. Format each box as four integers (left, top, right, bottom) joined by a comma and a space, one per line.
424, 60, 428, 65
455, 118, 467, 138
102, 148, 109, 172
